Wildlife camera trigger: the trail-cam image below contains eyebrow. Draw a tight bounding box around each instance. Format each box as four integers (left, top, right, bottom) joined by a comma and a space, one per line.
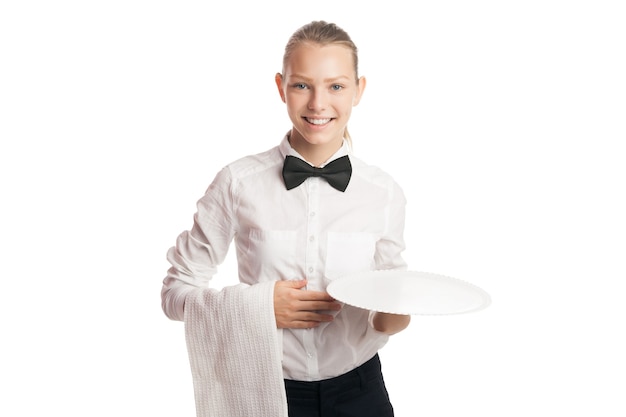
288, 74, 353, 83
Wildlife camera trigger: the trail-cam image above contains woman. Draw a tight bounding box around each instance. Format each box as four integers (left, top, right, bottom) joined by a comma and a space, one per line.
162, 21, 410, 417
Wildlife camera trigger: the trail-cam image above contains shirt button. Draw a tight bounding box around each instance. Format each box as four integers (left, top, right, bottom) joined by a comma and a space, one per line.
308, 267, 314, 273
310, 212, 316, 217
309, 235, 315, 242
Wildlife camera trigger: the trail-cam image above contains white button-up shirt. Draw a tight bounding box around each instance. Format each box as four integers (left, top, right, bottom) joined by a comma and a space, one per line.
162, 134, 407, 381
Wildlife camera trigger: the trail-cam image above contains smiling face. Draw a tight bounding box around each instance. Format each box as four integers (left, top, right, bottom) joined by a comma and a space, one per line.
275, 42, 366, 165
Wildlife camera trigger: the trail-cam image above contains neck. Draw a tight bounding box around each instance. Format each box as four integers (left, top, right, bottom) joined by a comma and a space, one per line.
288, 130, 344, 167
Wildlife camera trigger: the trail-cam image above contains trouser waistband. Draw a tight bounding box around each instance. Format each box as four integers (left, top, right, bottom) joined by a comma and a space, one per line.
285, 353, 382, 389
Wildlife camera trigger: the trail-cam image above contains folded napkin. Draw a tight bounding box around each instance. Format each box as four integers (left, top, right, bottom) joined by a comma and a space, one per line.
184, 282, 287, 417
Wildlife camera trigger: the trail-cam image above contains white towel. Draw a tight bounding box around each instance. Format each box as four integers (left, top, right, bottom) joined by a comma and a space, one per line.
184, 282, 288, 417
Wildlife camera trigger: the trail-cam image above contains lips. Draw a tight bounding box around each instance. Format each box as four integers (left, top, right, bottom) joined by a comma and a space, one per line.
304, 117, 332, 125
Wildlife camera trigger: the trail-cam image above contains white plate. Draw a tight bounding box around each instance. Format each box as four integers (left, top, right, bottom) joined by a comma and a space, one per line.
326, 270, 491, 315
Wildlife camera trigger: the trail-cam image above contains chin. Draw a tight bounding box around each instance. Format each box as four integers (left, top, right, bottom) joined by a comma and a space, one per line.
299, 129, 343, 145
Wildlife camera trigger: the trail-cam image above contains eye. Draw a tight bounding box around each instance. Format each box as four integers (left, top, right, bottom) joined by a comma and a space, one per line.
331, 84, 344, 91
292, 83, 308, 90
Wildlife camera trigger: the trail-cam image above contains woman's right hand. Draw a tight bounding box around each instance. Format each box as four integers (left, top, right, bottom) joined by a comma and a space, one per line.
273, 280, 342, 329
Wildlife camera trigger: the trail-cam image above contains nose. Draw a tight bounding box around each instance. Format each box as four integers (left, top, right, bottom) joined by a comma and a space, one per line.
307, 88, 327, 111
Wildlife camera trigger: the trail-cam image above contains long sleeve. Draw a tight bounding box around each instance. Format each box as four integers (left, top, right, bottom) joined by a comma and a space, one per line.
374, 178, 408, 271
161, 166, 238, 321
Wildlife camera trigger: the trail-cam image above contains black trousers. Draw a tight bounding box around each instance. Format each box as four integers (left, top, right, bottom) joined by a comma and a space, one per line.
284, 354, 394, 417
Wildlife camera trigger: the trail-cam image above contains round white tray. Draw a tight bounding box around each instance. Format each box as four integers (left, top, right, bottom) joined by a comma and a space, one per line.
327, 270, 491, 315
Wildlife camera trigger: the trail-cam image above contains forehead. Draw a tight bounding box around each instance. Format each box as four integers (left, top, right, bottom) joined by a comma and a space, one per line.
284, 42, 355, 78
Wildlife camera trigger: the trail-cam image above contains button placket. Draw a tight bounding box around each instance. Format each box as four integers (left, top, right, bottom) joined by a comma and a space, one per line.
303, 178, 320, 379
305, 179, 319, 279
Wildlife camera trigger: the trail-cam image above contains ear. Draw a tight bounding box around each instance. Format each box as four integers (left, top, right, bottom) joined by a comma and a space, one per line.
352, 76, 367, 106
275, 73, 286, 103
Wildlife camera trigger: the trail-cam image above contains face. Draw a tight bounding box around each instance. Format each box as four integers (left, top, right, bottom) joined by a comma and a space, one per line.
275, 43, 366, 161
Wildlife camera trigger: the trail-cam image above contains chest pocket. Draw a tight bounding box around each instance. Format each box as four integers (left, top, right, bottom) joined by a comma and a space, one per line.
246, 229, 298, 281
325, 232, 376, 280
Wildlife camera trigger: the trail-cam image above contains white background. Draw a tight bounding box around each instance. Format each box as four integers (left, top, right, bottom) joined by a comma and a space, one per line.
1, 1, 625, 416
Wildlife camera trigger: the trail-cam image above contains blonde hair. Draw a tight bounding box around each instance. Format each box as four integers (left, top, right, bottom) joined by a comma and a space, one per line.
281, 21, 360, 145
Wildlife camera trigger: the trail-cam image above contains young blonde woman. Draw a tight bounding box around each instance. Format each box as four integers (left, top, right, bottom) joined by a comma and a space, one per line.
162, 21, 410, 417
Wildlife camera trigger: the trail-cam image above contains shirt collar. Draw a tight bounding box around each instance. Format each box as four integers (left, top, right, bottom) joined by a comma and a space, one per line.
278, 132, 351, 167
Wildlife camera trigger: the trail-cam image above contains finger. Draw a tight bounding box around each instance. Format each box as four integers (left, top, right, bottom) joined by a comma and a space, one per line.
297, 311, 336, 322
297, 290, 336, 302
289, 313, 335, 327
275, 279, 308, 290
297, 300, 342, 311
285, 320, 322, 329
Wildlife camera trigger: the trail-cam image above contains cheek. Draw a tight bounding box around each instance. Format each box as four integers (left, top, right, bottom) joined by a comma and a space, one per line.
285, 93, 306, 109
341, 99, 355, 116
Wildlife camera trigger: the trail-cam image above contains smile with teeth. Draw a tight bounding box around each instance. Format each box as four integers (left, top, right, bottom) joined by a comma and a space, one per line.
305, 117, 332, 125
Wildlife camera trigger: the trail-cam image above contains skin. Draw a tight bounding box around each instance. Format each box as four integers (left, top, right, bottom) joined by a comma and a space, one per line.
273, 42, 410, 335
275, 42, 365, 166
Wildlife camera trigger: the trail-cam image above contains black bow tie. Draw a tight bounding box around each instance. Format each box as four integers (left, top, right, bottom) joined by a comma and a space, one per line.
282, 155, 352, 192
